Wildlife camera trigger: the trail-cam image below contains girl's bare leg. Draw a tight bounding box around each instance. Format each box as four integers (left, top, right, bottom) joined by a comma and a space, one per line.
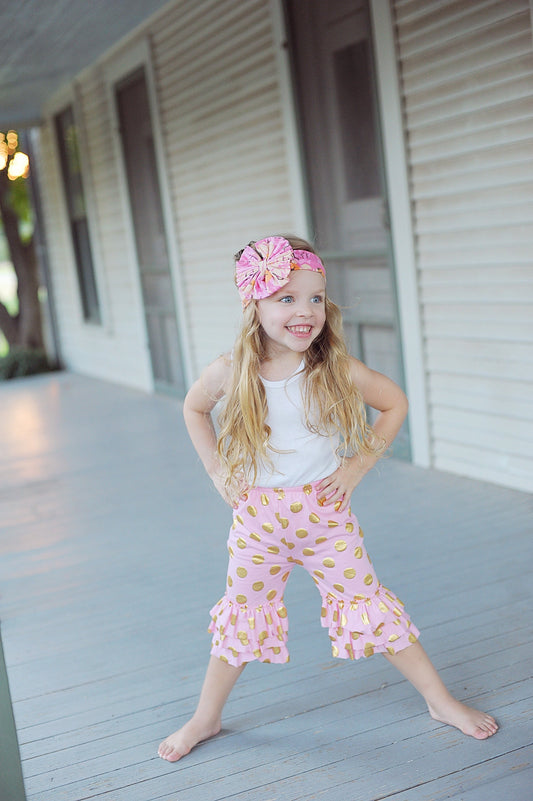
158, 656, 245, 761
384, 641, 498, 739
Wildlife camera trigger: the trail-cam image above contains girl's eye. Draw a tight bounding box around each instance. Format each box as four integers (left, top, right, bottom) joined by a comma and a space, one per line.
280, 296, 294, 303
311, 295, 324, 303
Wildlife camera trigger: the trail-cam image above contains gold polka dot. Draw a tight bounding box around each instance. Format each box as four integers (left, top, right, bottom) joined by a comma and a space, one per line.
258, 630, 268, 644
345, 522, 354, 533
270, 565, 281, 575
373, 624, 384, 637
220, 655, 228, 663
278, 606, 287, 618
345, 643, 354, 659
341, 613, 347, 626
393, 607, 402, 617
303, 484, 313, 494
247, 505, 257, 517
388, 633, 399, 642
333, 583, 345, 593
253, 648, 261, 658
317, 496, 326, 507
265, 612, 273, 624
334, 500, 342, 511
267, 589, 277, 601
344, 568, 356, 579
237, 537, 246, 549
314, 569, 325, 579
359, 527, 364, 537
332, 644, 339, 657
272, 646, 281, 655
309, 513, 320, 523
387, 646, 395, 655
315, 536, 327, 544
227, 576, 233, 586
352, 632, 360, 640
248, 616, 255, 629
290, 502, 303, 513
252, 554, 265, 565
321, 607, 327, 618
379, 601, 389, 613
361, 611, 370, 625
261, 493, 270, 506
334, 540, 347, 552
364, 642, 375, 657
262, 522, 274, 534
235, 514, 244, 525
282, 571, 290, 582
253, 581, 264, 592
249, 532, 261, 542
323, 557, 335, 568
295, 528, 308, 538
237, 631, 249, 645
409, 633, 418, 643
236, 594, 247, 604
354, 547, 363, 559
236, 567, 248, 578
286, 541, 295, 550
267, 545, 280, 554
328, 520, 339, 528
228, 546, 234, 557
230, 613, 236, 625
364, 574, 374, 586
275, 514, 289, 529
302, 547, 315, 556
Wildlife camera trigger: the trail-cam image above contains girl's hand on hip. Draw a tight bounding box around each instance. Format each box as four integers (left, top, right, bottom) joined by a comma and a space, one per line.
211, 470, 248, 508
315, 457, 372, 512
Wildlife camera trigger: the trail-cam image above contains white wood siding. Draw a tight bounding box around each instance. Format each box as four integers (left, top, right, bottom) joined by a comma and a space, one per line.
149, 0, 300, 371
393, 0, 533, 492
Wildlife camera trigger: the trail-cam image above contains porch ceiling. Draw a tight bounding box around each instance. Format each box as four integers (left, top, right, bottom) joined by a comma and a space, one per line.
0, 0, 173, 129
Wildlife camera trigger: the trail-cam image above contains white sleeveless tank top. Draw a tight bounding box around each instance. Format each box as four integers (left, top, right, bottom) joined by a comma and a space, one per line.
255, 362, 339, 487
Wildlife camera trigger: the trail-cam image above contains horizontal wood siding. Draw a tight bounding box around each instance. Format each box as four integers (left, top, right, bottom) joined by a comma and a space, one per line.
393, 0, 533, 492
149, 0, 299, 371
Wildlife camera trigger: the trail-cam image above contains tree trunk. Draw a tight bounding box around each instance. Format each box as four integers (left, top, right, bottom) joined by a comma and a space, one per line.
0, 167, 44, 350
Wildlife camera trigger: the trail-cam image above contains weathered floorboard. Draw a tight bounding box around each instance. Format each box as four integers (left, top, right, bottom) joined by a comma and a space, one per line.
0, 373, 531, 801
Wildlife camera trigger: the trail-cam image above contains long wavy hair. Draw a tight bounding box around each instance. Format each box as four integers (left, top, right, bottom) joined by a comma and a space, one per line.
217, 236, 385, 493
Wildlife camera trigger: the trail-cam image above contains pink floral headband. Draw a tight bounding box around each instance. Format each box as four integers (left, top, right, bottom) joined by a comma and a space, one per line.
235, 236, 326, 308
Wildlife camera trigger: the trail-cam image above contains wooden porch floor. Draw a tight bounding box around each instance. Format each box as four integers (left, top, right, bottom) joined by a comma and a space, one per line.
0, 372, 531, 801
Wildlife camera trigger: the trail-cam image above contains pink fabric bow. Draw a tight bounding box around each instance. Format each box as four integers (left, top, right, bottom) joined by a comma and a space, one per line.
235, 236, 325, 307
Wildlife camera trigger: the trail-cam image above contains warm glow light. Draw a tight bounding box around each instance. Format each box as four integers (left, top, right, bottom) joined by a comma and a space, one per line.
7, 150, 30, 180
6, 129, 18, 154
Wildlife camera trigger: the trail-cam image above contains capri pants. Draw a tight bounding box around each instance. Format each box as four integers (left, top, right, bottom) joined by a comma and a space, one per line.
209, 480, 419, 667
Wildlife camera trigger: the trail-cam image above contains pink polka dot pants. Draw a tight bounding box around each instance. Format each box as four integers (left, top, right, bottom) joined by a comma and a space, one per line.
209, 481, 419, 666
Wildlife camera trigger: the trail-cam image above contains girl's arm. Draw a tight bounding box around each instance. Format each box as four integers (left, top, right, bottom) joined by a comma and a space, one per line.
183, 354, 233, 505
316, 356, 409, 511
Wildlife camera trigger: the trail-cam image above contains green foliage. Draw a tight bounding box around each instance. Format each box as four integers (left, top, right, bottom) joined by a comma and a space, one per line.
6, 176, 34, 242
0, 347, 54, 380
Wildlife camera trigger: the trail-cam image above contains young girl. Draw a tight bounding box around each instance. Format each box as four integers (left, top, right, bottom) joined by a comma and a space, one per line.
158, 235, 498, 762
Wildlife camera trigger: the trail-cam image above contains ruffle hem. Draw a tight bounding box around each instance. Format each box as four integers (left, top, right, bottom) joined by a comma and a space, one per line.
321, 583, 420, 659
209, 597, 290, 667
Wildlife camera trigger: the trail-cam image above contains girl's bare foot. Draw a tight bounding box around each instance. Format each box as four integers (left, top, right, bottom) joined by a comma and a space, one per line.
428, 697, 498, 739
158, 717, 221, 762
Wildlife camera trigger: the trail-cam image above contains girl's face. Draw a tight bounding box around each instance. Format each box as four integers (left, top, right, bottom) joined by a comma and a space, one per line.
256, 269, 326, 358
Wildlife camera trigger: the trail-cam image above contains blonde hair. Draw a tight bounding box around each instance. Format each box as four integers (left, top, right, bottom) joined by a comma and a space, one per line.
217, 236, 385, 493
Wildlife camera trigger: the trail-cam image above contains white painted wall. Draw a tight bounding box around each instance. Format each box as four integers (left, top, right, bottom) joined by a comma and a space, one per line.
393, 0, 533, 492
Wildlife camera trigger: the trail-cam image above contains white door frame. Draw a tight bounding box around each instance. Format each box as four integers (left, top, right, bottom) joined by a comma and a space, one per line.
103, 37, 194, 391
271, 0, 431, 467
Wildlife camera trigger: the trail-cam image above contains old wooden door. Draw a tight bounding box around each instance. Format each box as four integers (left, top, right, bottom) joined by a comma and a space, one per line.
286, 0, 410, 458
115, 68, 185, 396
